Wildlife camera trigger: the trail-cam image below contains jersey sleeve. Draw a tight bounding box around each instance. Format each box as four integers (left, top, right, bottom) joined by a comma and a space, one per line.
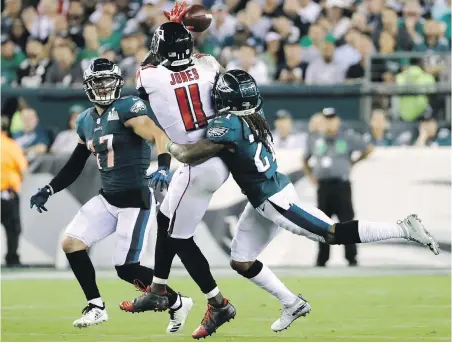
206, 116, 241, 144
193, 54, 221, 74
75, 111, 87, 142
120, 96, 148, 123
136, 66, 157, 95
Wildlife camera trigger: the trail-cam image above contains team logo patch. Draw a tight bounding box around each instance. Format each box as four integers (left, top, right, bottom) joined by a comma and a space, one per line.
207, 126, 229, 138
108, 108, 119, 121
130, 100, 146, 113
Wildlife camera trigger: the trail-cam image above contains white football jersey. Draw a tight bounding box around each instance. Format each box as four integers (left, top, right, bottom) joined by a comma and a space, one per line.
136, 54, 221, 144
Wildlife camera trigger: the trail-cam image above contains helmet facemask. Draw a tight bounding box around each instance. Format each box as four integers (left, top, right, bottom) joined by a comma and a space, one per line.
84, 74, 124, 106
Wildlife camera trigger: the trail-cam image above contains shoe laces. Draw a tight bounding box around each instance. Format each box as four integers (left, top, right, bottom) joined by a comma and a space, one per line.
81, 303, 98, 315
133, 279, 151, 293
201, 304, 213, 325
169, 309, 176, 320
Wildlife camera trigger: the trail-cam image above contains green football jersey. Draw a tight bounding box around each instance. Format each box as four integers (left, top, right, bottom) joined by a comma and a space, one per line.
206, 114, 290, 208
76, 96, 151, 193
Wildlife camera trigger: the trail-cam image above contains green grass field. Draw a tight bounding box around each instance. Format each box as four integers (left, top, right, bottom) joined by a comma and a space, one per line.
1, 274, 451, 342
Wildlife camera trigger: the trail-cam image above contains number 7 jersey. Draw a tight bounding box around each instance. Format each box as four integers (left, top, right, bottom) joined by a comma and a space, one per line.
136, 54, 220, 144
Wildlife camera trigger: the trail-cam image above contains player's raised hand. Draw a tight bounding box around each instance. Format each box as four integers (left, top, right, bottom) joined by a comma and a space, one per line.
163, 1, 194, 30
30, 186, 52, 213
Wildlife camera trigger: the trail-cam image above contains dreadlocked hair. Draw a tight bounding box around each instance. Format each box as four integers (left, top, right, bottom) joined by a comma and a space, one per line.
240, 112, 274, 153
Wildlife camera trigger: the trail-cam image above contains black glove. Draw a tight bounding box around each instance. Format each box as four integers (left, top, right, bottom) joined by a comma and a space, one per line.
30, 185, 52, 213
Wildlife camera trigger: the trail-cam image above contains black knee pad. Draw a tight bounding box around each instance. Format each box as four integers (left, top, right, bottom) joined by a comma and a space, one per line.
232, 260, 263, 279
334, 220, 361, 244
115, 263, 145, 282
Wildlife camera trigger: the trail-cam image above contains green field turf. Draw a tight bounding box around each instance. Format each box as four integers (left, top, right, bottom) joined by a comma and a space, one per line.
1, 274, 451, 342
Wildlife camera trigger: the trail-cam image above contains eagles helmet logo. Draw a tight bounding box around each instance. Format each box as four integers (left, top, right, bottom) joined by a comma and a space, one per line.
207, 126, 229, 138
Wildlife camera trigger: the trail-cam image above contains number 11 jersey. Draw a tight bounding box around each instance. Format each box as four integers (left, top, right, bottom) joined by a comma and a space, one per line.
136, 54, 220, 144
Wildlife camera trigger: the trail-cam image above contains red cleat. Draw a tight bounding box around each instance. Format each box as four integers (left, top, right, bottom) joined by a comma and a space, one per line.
191, 299, 236, 339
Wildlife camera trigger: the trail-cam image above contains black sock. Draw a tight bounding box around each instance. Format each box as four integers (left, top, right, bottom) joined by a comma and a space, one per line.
172, 237, 217, 294
154, 211, 177, 280
115, 262, 178, 307
334, 220, 361, 244
66, 250, 101, 302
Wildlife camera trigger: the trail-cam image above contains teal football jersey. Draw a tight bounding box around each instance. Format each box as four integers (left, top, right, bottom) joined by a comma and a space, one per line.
76, 96, 151, 192
206, 114, 290, 207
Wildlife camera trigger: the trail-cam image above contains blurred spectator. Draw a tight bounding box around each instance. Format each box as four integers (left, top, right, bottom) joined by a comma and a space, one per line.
46, 44, 83, 86
10, 19, 30, 52
275, 42, 307, 83
345, 34, 374, 80
373, 7, 412, 51
209, 2, 237, 45
81, 0, 98, 18
13, 108, 51, 161
282, 0, 310, 38
308, 112, 326, 134
272, 109, 306, 149
1, 116, 27, 267
395, 59, 435, 122
363, 0, 384, 31
67, 0, 86, 48
272, 15, 300, 44
226, 44, 270, 84
120, 38, 147, 85
50, 105, 84, 155
220, 24, 263, 64
335, 28, 362, 70
1, 35, 26, 85
363, 109, 393, 146
323, 0, 351, 42
397, 107, 451, 146
399, 0, 425, 46
260, 32, 281, 79
243, 1, 272, 40
118, 29, 141, 79
299, 0, 322, 24
1, 0, 23, 33
414, 19, 450, 51
263, 0, 284, 19
305, 37, 346, 84
350, 12, 371, 35
1, 97, 28, 135
439, 0, 451, 42
16, 37, 51, 87
300, 23, 327, 63
29, 0, 60, 41
89, 0, 128, 33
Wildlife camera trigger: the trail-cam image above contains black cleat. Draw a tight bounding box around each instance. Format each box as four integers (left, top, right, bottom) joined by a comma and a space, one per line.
191, 299, 236, 339
120, 284, 169, 313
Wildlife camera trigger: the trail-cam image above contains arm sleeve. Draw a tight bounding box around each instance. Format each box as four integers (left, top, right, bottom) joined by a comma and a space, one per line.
75, 114, 86, 142
48, 143, 91, 194
120, 97, 148, 123
206, 117, 240, 144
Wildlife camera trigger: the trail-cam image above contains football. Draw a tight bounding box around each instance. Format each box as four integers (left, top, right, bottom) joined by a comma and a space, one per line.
183, 4, 212, 32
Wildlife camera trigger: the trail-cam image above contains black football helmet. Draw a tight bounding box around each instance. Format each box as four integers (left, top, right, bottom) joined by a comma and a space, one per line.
150, 22, 194, 68
83, 58, 124, 106
212, 70, 262, 116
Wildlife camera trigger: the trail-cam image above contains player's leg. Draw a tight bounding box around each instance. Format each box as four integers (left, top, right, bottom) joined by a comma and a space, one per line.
62, 195, 116, 327
230, 202, 310, 332
335, 182, 357, 266
261, 183, 439, 255
114, 197, 193, 333
316, 181, 333, 267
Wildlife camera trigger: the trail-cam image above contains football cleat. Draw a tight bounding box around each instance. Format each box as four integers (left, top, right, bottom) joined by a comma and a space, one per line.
192, 299, 236, 339
73, 303, 108, 328
271, 295, 311, 332
398, 214, 440, 255
166, 295, 194, 333
120, 280, 169, 313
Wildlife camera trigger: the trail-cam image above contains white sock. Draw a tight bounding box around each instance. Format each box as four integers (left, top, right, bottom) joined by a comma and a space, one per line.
153, 277, 168, 285
205, 286, 220, 299
358, 220, 406, 243
250, 265, 298, 307
88, 297, 104, 308
169, 294, 182, 310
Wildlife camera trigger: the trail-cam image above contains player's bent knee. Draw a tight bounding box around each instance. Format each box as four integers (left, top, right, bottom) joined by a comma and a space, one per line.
61, 236, 88, 253
231, 259, 263, 279
115, 263, 152, 283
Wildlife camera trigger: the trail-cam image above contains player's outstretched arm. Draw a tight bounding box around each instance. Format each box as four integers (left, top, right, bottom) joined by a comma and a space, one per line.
125, 115, 169, 154
30, 137, 91, 213
168, 139, 225, 164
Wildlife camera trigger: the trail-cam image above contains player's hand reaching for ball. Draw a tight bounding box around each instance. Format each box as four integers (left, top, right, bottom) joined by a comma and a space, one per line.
163, 1, 194, 31
30, 186, 52, 213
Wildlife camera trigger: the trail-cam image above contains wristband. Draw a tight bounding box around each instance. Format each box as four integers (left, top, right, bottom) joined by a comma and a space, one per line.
166, 140, 174, 153
157, 153, 171, 169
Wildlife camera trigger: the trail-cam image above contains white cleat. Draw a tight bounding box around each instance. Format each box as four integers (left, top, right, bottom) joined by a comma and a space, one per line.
72, 303, 108, 328
399, 214, 440, 255
166, 295, 193, 333
271, 295, 311, 332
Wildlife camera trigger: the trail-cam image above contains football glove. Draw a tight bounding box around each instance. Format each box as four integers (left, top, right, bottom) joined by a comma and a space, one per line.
30, 186, 52, 213
147, 166, 170, 192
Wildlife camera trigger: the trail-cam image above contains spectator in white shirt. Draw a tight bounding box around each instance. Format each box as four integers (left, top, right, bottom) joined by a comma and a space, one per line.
324, 0, 351, 42
299, 0, 322, 24
226, 44, 270, 85
50, 105, 84, 155
305, 36, 347, 84
272, 110, 307, 149
209, 2, 237, 45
